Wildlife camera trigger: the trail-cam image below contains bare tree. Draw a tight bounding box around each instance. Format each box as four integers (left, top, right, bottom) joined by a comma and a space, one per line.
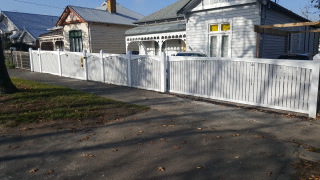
311, 0, 320, 9
0, 38, 18, 94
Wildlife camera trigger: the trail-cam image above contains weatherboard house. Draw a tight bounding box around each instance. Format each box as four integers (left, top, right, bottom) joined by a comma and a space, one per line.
0, 11, 59, 46
125, 0, 318, 59
39, 0, 144, 53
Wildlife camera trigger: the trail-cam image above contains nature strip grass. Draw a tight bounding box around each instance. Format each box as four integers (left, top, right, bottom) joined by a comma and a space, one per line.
0, 77, 148, 127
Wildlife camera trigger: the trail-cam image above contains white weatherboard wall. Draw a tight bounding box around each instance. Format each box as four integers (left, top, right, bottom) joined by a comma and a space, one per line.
30, 49, 320, 118
187, 3, 260, 58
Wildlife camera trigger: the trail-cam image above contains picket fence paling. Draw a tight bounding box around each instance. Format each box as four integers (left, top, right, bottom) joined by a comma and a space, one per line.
29, 49, 320, 118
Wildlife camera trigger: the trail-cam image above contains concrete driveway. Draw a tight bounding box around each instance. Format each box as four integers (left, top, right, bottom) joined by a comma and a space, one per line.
1, 69, 320, 180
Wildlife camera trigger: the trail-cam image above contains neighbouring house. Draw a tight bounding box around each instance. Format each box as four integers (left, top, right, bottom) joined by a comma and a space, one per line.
39, 0, 144, 53
0, 11, 59, 47
125, 0, 319, 59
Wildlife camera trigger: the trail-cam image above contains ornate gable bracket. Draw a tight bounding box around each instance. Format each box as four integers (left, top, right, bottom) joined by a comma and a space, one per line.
56, 6, 86, 26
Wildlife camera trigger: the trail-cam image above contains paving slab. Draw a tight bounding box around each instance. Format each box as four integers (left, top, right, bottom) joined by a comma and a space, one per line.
1, 68, 320, 180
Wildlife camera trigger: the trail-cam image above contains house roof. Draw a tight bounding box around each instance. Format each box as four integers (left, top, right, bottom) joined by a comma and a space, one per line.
135, 0, 191, 24
57, 5, 143, 26
96, 2, 144, 20
0, 11, 59, 39
39, 29, 63, 37
178, 0, 310, 22
126, 22, 186, 35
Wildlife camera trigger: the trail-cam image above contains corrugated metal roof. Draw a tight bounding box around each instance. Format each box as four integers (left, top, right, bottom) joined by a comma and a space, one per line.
1, 11, 59, 39
135, 0, 191, 24
69, 5, 142, 26
96, 3, 144, 20
125, 22, 186, 35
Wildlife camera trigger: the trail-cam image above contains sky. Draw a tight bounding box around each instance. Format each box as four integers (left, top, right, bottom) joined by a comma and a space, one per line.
0, 0, 319, 20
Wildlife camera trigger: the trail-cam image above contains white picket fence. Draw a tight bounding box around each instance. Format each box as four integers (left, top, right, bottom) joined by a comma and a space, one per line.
29, 49, 166, 92
29, 49, 320, 118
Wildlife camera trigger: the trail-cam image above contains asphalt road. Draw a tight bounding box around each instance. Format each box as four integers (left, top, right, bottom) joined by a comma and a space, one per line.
1, 69, 320, 180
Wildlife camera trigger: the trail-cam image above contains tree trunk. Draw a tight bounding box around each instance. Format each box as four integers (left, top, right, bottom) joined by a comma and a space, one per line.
0, 39, 18, 94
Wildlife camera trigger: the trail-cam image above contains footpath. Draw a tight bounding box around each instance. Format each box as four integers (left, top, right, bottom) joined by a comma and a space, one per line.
1, 68, 320, 180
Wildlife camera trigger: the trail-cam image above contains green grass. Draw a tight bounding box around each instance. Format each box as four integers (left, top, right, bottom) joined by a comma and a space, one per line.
0, 78, 148, 127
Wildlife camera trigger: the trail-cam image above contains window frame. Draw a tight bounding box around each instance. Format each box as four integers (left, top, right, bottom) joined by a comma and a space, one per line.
208, 23, 232, 58
69, 30, 83, 52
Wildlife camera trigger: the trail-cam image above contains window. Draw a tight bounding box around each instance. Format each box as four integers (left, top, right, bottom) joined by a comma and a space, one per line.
69, 30, 83, 52
209, 23, 231, 57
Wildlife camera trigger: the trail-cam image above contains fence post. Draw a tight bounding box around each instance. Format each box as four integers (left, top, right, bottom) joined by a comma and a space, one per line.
20, 51, 23, 68
38, 48, 42, 73
83, 49, 88, 81
100, 50, 105, 83
29, 48, 33, 72
160, 52, 167, 93
57, 49, 62, 76
127, 51, 132, 87
309, 58, 320, 118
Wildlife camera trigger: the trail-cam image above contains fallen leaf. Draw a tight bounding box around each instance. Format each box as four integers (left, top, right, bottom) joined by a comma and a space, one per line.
196, 166, 203, 169
235, 156, 240, 159
233, 133, 241, 137
29, 169, 38, 173
8, 145, 19, 149
112, 149, 119, 152
172, 146, 181, 149
158, 167, 165, 172
47, 170, 54, 174
160, 138, 166, 141
79, 136, 89, 141
265, 171, 272, 176
216, 136, 223, 139
197, 128, 203, 130
22, 127, 32, 131
255, 135, 266, 138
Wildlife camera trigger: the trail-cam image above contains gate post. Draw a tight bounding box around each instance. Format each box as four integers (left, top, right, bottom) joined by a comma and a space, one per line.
57, 49, 62, 76
83, 49, 88, 81
309, 56, 320, 118
160, 52, 167, 93
100, 50, 105, 83
127, 51, 132, 87
29, 48, 33, 72
38, 48, 42, 73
